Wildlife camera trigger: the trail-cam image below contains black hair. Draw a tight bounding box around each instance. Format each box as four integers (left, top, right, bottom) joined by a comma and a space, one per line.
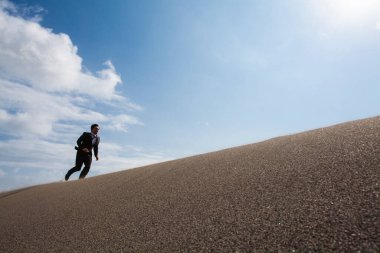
91, 124, 99, 130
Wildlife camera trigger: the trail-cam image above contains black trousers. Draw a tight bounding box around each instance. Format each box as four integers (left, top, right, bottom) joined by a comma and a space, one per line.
66, 151, 92, 179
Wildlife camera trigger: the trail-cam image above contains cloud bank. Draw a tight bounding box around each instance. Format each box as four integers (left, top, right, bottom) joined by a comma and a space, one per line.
0, 0, 136, 135
0, 1, 166, 191
0, 1, 122, 99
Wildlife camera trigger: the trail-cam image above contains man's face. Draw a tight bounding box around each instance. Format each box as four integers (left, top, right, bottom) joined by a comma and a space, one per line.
92, 126, 100, 135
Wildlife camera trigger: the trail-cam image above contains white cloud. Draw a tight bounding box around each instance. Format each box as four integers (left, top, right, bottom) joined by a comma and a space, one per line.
376, 21, 380, 29
0, 79, 108, 137
0, 138, 73, 171
106, 114, 144, 132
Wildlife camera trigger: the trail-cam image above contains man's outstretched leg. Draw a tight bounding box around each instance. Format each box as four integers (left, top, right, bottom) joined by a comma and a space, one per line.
65, 153, 84, 181
65, 165, 81, 181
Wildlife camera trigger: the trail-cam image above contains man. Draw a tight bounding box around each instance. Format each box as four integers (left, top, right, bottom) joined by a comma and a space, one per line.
65, 124, 100, 181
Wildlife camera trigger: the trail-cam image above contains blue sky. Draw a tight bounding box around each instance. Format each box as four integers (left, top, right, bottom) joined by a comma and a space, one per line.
1, 0, 379, 191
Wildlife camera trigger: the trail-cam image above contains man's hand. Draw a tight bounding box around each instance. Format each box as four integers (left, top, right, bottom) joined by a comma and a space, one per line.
96, 156, 99, 161
82, 148, 89, 153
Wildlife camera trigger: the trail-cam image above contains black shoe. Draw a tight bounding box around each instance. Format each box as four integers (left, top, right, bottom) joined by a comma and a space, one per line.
65, 173, 70, 181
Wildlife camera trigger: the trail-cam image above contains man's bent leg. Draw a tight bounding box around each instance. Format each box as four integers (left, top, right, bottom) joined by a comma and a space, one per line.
79, 155, 92, 179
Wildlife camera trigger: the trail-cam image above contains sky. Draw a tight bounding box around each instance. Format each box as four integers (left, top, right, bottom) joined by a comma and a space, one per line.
0, 0, 379, 192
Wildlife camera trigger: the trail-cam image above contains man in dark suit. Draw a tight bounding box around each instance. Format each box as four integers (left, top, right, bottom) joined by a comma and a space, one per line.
65, 124, 100, 181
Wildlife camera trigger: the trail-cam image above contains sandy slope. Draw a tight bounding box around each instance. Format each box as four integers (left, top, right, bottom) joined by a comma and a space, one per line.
0, 116, 379, 252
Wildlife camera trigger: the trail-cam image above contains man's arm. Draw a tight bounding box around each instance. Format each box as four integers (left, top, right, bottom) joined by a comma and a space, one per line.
76, 133, 85, 147
94, 136, 100, 160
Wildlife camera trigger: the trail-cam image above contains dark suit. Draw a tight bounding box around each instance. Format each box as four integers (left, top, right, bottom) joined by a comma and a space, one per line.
65, 132, 100, 180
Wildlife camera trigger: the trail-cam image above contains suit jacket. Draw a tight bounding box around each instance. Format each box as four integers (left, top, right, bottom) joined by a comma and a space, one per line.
76, 132, 100, 157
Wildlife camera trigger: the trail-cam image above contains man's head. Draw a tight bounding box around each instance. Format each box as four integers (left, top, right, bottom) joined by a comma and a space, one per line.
91, 124, 100, 135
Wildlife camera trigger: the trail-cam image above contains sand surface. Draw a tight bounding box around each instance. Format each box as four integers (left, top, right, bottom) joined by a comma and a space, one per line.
1, 116, 379, 252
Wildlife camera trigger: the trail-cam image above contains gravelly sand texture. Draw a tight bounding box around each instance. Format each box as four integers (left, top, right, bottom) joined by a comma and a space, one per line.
0, 116, 379, 252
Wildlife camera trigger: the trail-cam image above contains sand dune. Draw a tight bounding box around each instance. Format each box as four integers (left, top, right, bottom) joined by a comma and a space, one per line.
1, 116, 379, 252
